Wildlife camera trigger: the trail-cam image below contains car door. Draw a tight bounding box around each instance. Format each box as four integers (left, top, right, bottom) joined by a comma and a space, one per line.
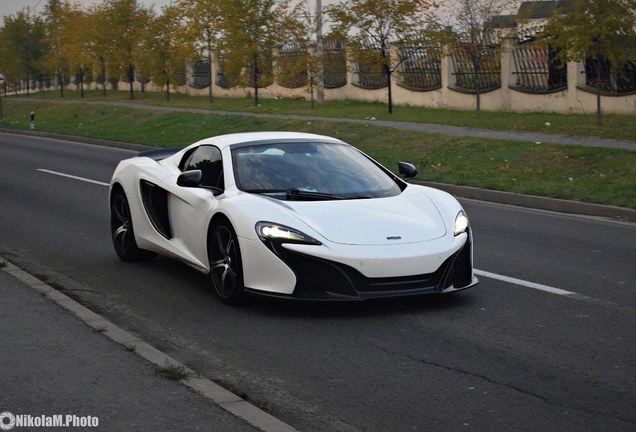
168, 145, 225, 272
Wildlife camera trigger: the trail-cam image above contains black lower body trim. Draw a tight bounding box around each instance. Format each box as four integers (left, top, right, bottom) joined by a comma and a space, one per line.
257, 234, 476, 300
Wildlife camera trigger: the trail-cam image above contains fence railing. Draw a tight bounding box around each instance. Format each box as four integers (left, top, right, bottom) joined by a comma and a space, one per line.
450, 44, 501, 93
322, 39, 347, 89
352, 47, 388, 90
276, 42, 308, 89
12, 40, 636, 115
190, 59, 211, 89
397, 45, 441, 92
584, 57, 636, 95
511, 44, 567, 93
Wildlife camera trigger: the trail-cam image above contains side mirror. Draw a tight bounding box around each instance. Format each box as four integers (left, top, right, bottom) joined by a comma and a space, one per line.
397, 162, 417, 180
177, 170, 202, 187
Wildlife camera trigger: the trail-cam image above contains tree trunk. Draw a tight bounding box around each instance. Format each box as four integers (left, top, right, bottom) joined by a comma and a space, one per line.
475, 62, 481, 113
208, 50, 214, 103
385, 62, 393, 114
58, 69, 64, 98
128, 64, 135, 100
596, 61, 602, 125
309, 74, 315, 110
79, 67, 84, 99
253, 54, 259, 107
100, 58, 107, 97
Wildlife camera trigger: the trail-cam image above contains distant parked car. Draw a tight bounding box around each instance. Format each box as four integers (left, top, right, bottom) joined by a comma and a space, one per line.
109, 132, 477, 304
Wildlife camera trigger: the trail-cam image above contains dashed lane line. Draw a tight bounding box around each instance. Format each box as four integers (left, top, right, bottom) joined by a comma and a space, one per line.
474, 269, 631, 310
37, 169, 110, 187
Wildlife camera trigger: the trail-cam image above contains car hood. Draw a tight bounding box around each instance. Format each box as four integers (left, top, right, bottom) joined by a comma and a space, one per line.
283, 189, 447, 245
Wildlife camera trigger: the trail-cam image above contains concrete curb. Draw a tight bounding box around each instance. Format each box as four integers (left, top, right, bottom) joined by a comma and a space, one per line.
0, 128, 151, 152
418, 181, 636, 222
1, 259, 299, 432
2, 128, 633, 222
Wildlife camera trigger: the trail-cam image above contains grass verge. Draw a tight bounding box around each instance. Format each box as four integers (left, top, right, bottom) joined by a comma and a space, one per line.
1, 97, 634, 208
12, 90, 636, 141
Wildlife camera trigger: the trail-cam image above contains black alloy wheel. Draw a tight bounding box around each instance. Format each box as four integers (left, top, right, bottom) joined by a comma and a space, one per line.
208, 220, 246, 305
110, 188, 156, 261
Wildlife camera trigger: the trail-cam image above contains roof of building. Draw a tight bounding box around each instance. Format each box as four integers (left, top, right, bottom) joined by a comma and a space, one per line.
488, 0, 575, 29
488, 14, 517, 29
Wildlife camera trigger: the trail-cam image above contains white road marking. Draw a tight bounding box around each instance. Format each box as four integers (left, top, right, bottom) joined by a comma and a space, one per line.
474, 269, 575, 296
474, 269, 624, 309
37, 169, 110, 187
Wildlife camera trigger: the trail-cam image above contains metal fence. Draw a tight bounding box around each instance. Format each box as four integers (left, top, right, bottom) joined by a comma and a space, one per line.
246, 50, 274, 88
215, 50, 274, 89
397, 45, 441, 92
323, 39, 347, 89
511, 43, 566, 93
276, 42, 308, 89
352, 46, 388, 90
190, 59, 211, 89
450, 44, 501, 92
584, 57, 636, 94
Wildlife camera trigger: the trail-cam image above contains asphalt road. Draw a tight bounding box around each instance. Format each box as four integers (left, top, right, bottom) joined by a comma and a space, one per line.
1, 132, 635, 432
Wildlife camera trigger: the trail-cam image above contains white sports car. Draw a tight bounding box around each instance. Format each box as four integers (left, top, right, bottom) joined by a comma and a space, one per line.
110, 132, 477, 304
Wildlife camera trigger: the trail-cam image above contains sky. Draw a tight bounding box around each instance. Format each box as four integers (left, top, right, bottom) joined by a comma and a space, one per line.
1, 0, 339, 24
1, 0, 173, 19
1, 0, 452, 27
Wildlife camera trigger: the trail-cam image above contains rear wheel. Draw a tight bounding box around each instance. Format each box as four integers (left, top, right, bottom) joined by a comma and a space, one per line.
208, 220, 246, 305
110, 188, 156, 261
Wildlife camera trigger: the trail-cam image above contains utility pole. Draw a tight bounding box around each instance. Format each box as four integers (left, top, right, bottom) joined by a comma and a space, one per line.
315, 0, 324, 103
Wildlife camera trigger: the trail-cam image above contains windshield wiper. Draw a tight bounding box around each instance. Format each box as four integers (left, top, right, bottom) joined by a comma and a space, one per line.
286, 188, 345, 201
244, 188, 287, 194
245, 188, 345, 201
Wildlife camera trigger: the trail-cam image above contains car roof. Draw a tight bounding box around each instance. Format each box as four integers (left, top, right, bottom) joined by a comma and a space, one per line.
193, 132, 346, 150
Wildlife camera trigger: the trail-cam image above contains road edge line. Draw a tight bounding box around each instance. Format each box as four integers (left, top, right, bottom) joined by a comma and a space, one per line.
0, 259, 299, 432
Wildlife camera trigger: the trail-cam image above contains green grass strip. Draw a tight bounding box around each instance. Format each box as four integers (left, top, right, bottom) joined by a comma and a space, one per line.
2, 97, 634, 209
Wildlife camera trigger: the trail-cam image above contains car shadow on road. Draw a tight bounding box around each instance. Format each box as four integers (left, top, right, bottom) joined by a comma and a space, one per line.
243, 290, 476, 320
134, 256, 478, 320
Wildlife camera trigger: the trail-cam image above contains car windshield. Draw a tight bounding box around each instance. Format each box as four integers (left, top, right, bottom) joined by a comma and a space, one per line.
231, 141, 403, 200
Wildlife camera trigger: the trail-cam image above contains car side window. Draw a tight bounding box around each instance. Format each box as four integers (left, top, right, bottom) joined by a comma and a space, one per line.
181, 145, 224, 190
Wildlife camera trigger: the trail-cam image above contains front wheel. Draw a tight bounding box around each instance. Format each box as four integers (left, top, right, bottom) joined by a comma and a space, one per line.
110, 188, 156, 262
208, 220, 246, 305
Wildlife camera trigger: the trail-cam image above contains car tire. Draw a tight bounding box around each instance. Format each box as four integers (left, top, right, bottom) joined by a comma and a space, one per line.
208, 220, 246, 305
110, 188, 156, 262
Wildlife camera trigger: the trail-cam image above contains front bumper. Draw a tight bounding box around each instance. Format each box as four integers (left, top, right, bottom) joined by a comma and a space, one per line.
248, 232, 477, 300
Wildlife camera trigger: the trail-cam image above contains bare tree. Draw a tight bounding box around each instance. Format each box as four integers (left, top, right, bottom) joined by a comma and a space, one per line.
96, 0, 153, 100
137, 5, 191, 101
175, 0, 222, 103
446, 0, 519, 112
217, 0, 299, 106
326, 0, 436, 114
544, 0, 636, 124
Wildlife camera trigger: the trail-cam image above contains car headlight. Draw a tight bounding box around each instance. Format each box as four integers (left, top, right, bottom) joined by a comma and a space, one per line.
255, 222, 322, 245
454, 211, 469, 236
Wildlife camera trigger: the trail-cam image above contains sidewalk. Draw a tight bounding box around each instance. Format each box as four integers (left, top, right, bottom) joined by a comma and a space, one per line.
0, 264, 282, 432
